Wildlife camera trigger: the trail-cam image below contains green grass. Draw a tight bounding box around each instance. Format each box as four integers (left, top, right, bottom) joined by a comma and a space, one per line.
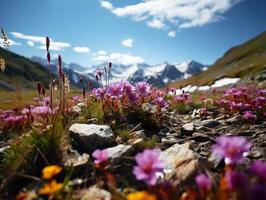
0, 89, 82, 110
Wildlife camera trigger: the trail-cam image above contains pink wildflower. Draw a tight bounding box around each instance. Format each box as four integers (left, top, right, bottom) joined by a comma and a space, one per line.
133, 149, 164, 185
92, 149, 108, 165
212, 136, 251, 164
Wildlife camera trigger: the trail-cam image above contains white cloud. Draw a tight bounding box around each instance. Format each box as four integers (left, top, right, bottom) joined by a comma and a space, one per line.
100, 0, 242, 30
168, 31, 176, 38
97, 50, 107, 55
0, 38, 21, 48
147, 19, 165, 29
100, 0, 113, 10
11, 32, 46, 43
92, 51, 144, 65
73, 46, 90, 53
38, 42, 71, 51
27, 41, 35, 47
11, 32, 71, 51
121, 38, 133, 48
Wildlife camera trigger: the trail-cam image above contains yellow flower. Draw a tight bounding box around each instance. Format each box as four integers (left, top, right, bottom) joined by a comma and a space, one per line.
42, 165, 62, 179
38, 180, 63, 195
127, 191, 157, 200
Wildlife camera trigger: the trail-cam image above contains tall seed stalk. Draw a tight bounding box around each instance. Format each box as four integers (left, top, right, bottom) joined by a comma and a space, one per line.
46, 37, 53, 111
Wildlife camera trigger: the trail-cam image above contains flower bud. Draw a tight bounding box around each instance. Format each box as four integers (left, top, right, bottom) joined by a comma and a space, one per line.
46, 36, 50, 52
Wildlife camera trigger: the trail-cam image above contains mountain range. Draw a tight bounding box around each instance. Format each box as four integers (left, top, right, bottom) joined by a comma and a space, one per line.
81, 60, 206, 87
1, 31, 265, 91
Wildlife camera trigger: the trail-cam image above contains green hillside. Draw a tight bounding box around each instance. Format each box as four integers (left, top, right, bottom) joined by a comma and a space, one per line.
170, 31, 266, 88
0, 47, 50, 91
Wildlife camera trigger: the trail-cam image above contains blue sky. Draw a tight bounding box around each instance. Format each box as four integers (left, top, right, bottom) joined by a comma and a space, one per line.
0, 0, 266, 68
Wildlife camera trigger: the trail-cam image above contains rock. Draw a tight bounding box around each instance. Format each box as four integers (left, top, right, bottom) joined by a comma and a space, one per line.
128, 138, 144, 146
209, 153, 224, 170
87, 118, 98, 124
160, 143, 200, 185
131, 130, 146, 139
245, 149, 263, 159
106, 144, 134, 164
69, 124, 115, 153
72, 102, 85, 114
226, 115, 240, 124
192, 133, 212, 143
64, 150, 90, 168
64, 150, 90, 177
75, 186, 111, 200
158, 130, 166, 136
181, 122, 195, 135
200, 119, 221, 128
161, 137, 179, 145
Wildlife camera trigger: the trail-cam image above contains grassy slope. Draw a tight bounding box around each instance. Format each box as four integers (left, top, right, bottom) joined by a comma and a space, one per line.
0, 47, 50, 91
169, 31, 266, 88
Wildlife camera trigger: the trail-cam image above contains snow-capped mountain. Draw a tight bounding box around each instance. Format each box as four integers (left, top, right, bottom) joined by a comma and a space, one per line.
31, 56, 99, 88
128, 60, 206, 86
87, 60, 206, 87
31, 56, 206, 87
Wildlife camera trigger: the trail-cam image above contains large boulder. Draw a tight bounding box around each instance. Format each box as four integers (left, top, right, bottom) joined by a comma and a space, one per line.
160, 143, 200, 185
69, 124, 115, 153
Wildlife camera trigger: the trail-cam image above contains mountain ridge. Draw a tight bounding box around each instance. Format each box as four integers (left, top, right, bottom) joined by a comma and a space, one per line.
169, 31, 266, 88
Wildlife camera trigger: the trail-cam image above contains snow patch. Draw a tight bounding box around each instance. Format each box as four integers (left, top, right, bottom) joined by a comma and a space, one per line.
211, 77, 240, 88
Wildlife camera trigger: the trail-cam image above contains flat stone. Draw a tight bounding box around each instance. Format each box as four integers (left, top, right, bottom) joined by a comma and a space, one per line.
226, 115, 240, 124
69, 124, 115, 153
192, 133, 212, 142
200, 119, 221, 128
75, 186, 111, 200
106, 144, 134, 164
181, 122, 195, 135
160, 143, 200, 185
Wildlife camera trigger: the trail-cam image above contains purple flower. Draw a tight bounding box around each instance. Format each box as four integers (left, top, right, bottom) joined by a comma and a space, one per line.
242, 111, 257, 121
250, 160, 266, 181
44, 97, 50, 106
21, 107, 32, 114
174, 93, 192, 103
92, 149, 108, 165
92, 88, 106, 99
135, 82, 150, 97
72, 96, 82, 102
133, 149, 164, 185
198, 108, 207, 116
107, 83, 123, 98
211, 136, 251, 164
5, 115, 24, 124
31, 106, 51, 115
155, 97, 168, 108
195, 174, 212, 191
226, 171, 249, 191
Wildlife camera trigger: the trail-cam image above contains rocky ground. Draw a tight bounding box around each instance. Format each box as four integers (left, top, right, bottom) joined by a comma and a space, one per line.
0, 80, 265, 200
